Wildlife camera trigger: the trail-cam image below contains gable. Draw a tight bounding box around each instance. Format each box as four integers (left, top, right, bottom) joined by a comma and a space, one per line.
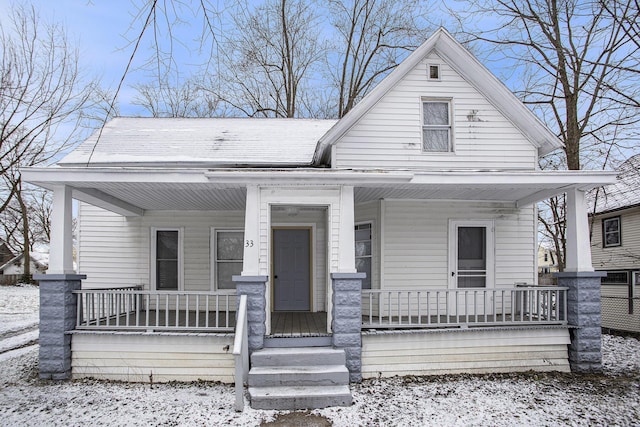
332, 51, 539, 170
314, 29, 562, 169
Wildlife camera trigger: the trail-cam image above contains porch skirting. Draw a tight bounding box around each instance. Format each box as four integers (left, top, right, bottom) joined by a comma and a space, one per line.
361, 326, 571, 378
70, 331, 235, 383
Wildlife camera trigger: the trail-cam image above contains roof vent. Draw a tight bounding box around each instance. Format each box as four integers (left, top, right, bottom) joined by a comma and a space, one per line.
428, 64, 440, 80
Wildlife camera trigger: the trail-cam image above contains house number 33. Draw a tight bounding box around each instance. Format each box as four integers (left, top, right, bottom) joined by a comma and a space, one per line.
245, 240, 254, 247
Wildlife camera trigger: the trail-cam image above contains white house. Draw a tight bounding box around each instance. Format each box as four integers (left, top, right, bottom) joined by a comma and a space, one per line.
23, 29, 616, 410
0, 252, 48, 285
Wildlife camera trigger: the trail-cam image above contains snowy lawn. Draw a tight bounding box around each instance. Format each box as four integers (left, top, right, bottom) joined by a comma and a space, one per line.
0, 285, 639, 426
0, 284, 39, 336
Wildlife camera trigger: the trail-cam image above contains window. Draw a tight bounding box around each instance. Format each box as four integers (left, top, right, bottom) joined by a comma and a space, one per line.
602, 216, 621, 247
428, 64, 440, 80
601, 270, 629, 285
152, 229, 182, 290
214, 230, 244, 290
355, 223, 372, 289
422, 100, 451, 152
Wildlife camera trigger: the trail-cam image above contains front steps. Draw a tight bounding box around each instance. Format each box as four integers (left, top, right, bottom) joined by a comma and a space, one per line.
247, 347, 352, 410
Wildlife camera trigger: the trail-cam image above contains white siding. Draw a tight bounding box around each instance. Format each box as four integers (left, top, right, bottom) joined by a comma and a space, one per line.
362, 328, 570, 377
71, 332, 234, 382
380, 200, 536, 290
334, 52, 538, 170
78, 203, 244, 290
591, 208, 640, 271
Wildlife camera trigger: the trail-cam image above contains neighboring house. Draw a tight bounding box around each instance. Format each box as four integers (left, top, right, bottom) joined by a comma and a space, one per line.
0, 252, 48, 285
591, 154, 640, 334
537, 245, 559, 286
23, 29, 616, 410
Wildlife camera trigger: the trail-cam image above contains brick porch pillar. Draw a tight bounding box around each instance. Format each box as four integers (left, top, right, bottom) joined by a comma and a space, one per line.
233, 275, 268, 352
331, 272, 365, 383
34, 273, 86, 380
556, 271, 605, 373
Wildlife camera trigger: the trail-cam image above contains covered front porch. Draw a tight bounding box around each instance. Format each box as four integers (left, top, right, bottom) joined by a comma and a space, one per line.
24, 166, 617, 385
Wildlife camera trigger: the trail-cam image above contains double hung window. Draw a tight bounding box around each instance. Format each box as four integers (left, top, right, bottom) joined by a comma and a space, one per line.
422, 100, 452, 152
214, 230, 244, 290
355, 223, 372, 289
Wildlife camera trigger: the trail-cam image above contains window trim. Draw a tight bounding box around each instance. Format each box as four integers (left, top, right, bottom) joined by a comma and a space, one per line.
421, 98, 453, 153
355, 221, 373, 290
150, 227, 184, 291
211, 228, 244, 291
602, 216, 622, 248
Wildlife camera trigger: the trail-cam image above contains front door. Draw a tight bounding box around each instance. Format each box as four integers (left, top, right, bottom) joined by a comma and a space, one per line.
273, 228, 311, 311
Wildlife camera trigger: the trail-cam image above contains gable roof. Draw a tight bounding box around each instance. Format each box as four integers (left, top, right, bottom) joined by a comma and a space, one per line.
0, 252, 48, 273
59, 117, 337, 168
593, 154, 640, 214
313, 28, 563, 164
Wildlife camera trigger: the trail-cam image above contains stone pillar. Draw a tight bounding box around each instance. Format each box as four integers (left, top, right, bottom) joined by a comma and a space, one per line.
233, 275, 268, 352
34, 273, 86, 380
556, 271, 605, 373
332, 272, 365, 383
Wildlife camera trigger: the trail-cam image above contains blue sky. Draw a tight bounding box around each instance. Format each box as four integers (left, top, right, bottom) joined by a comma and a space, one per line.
0, 0, 215, 115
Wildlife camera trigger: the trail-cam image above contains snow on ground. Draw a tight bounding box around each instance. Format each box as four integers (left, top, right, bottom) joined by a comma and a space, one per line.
0, 284, 639, 426
0, 284, 39, 336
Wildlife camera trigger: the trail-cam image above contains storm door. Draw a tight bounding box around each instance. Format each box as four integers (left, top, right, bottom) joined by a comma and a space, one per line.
273, 228, 311, 311
449, 220, 495, 316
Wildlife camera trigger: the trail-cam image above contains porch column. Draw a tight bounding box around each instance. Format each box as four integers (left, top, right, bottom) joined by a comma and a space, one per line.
241, 185, 261, 276
34, 273, 86, 380
48, 185, 74, 274
234, 275, 268, 352
557, 187, 604, 373
337, 186, 357, 273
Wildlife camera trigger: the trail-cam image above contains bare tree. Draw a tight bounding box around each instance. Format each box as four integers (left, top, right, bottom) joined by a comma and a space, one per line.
0, 3, 100, 277
210, 0, 324, 118
327, 0, 430, 117
455, 0, 640, 270
132, 73, 221, 117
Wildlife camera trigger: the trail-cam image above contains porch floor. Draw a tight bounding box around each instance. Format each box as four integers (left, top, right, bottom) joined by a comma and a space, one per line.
269, 311, 328, 337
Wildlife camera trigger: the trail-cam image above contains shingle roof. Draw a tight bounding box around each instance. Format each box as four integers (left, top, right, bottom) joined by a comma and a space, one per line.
59, 117, 338, 167
593, 154, 640, 214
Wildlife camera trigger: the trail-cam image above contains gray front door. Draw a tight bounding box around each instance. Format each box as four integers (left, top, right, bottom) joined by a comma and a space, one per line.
273, 228, 310, 311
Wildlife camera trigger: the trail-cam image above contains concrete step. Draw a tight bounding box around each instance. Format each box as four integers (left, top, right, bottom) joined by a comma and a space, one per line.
251, 347, 346, 367
248, 385, 352, 410
248, 365, 349, 387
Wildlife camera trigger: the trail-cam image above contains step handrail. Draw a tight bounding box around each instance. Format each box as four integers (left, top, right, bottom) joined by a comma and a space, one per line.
233, 294, 249, 411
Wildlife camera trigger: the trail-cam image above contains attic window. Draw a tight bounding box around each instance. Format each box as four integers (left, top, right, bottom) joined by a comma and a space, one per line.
428, 64, 440, 80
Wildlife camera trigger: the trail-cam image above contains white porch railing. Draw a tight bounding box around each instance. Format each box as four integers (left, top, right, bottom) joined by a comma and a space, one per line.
361, 286, 567, 329
233, 294, 249, 412
74, 288, 236, 332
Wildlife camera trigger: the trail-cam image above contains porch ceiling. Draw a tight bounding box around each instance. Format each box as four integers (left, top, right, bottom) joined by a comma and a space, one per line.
22, 167, 618, 215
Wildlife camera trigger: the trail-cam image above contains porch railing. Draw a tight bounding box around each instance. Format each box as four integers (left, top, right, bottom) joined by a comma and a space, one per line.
74, 287, 236, 332
361, 286, 567, 329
